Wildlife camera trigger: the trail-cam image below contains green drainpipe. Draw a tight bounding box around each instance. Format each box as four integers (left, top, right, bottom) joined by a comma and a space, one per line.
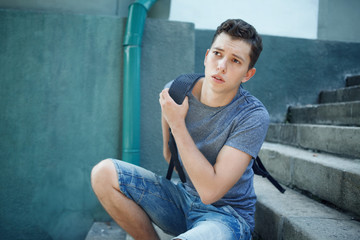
122, 0, 157, 165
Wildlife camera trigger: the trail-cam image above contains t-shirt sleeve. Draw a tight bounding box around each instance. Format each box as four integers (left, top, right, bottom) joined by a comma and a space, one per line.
225, 107, 269, 159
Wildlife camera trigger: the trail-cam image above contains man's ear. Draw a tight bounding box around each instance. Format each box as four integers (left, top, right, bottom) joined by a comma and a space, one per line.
204, 49, 210, 67
241, 68, 256, 84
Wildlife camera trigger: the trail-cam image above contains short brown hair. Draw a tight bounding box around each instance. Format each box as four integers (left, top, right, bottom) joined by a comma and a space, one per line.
212, 19, 263, 69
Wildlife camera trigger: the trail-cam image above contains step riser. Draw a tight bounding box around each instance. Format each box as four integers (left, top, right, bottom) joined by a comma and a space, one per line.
259, 145, 360, 216
254, 203, 327, 240
254, 203, 281, 240
266, 124, 360, 158
254, 177, 360, 240
288, 101, 360, 126
319, 86, 360, 103
346, 75, 360, 87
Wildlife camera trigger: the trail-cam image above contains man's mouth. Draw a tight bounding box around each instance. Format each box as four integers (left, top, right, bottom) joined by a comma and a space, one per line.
212, 75, 225, 83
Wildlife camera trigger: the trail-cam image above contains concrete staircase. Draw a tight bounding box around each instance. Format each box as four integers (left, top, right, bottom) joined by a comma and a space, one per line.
254, 75, 360, 239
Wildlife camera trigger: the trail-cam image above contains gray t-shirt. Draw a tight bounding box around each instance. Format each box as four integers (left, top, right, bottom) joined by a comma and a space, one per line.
165, 76, 269, 231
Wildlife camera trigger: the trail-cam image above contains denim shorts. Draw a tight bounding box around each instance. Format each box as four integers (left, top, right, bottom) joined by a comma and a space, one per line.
111, 159, 252, 240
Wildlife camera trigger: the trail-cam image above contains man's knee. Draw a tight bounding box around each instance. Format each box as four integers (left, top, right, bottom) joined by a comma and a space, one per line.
91, 159, 117, 193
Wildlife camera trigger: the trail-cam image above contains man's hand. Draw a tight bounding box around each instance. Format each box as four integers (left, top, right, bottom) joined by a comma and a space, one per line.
159, 88, 189, 130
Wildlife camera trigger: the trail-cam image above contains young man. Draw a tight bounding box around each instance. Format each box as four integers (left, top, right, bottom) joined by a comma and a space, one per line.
91, 19, 269, 240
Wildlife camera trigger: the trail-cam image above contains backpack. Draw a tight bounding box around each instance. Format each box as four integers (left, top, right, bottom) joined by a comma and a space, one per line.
165, 73, 285, 193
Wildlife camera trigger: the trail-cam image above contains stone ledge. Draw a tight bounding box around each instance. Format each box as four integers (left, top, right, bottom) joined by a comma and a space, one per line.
319, 85, 360, 104
346, 75, 360, 87
288, 101, 360, 126
266, 123, 360, 158
254, 176, 360, 240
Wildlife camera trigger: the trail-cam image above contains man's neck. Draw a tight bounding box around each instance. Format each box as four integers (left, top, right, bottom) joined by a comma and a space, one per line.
192, 77, 238, 108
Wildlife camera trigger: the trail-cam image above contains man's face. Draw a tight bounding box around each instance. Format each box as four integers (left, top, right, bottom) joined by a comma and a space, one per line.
204, 33, 255, 95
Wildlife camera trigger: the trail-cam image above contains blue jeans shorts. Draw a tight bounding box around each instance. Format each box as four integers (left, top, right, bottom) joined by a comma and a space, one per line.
111, 159, 252, 240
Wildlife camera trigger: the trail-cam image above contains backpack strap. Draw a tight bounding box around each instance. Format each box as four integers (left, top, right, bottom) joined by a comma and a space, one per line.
253, 156, 286, 193
165, 74, 203, 183
166, 130, 186, 182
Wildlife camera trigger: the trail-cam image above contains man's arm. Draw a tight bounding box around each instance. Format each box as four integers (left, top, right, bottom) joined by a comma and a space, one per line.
159, 88, 252, 205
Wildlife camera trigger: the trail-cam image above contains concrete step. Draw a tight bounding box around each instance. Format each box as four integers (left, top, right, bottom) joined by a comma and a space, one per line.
85, 222, 126, 240
259, 142, 360, 216
319, 86, 360, 104
254, 176, 360, 240
266, 123, 360, 158
85, 221, 174, 240
346, 75, 360, 87
288, 101, 360, 126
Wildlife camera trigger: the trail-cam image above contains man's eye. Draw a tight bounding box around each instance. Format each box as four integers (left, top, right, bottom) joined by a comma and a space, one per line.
233, 59, 241, 64
213, 51, 220, 56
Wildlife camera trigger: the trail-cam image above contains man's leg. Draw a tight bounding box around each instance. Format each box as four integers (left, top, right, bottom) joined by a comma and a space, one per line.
91, 159, 159, 240
175, 201, 252, 240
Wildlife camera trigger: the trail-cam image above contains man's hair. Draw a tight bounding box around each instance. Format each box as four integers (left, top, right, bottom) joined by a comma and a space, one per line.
212, 19, 263, 69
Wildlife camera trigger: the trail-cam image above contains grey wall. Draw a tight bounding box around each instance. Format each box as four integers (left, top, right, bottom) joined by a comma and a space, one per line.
318, 0, 360, 43
0, 0, 170, 19
195, 30, 360, 122
0, 9, 194, 240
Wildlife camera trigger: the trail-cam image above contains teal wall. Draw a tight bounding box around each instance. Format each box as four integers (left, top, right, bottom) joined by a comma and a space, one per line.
0, 9, 194, 240
195, 30, 360, 122
0, 0, 170, 19
139, 19, 195, 175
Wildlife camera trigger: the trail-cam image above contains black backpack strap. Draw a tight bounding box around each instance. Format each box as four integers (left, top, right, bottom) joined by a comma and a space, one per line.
165, 74, 203, 183
166, 131, 187, 183
168, 73, 204, 104
253, 156, 286, 193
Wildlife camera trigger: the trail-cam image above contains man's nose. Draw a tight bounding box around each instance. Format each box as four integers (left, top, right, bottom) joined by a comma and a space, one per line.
217, 58, 227, 73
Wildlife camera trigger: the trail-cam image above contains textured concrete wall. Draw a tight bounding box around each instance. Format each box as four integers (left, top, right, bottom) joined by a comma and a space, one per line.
318, 0, 360, 43
140, 20, 195, 175
0, 0, 170, 19
195, 30, 360, 122
0, 9, 194, 240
